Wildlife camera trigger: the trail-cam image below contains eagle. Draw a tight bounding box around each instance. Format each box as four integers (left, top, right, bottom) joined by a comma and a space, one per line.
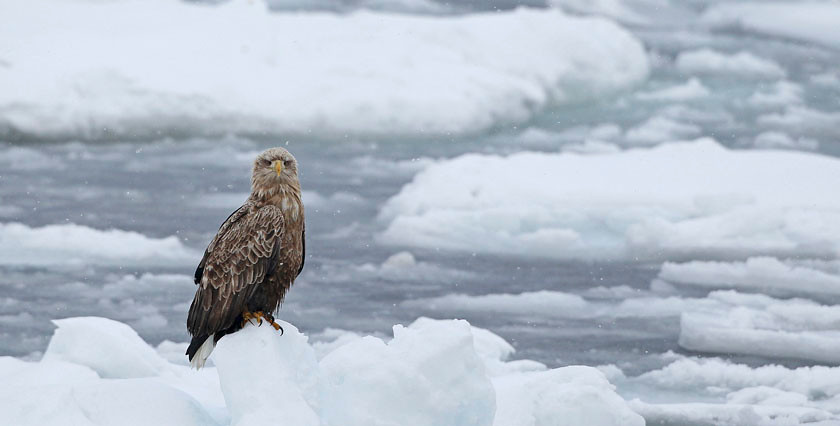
186, 147, 305, 369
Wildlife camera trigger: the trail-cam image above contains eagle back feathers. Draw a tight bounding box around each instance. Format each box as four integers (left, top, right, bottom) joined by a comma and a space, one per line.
188, 202, 297, 338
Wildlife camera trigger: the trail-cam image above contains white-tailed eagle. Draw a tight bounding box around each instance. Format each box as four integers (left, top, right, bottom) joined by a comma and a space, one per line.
186, 147, 305, 369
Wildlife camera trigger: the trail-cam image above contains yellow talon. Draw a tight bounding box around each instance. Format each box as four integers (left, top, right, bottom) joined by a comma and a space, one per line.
241, 311, 283, 334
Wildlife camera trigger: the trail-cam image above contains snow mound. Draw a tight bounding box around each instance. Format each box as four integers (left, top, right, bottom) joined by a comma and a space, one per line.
0, 0, 648, 140
378, 139, 840, 261
319, 318, 496, 426
4, 316, 640, 426
678, 291, 840, 363
43, 317, 171, 378
0, 354, 217, 426
702, 2, 840, 49
659, 257, 840, 297
0, 222, 196, 267
214, 321, 321, 426
495, 367, 644, 426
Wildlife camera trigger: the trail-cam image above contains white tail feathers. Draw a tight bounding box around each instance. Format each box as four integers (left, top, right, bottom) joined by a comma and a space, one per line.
190, 335, 215, 370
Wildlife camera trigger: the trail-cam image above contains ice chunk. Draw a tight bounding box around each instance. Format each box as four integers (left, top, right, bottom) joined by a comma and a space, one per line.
635, 78, 710, 102
747, 81, 802, 109
494, 367, 644, 426
676, 49, 785, 79
43, 317, 171, 378
624, 116, 700, 145
757, 106, 840, 138
381, 250, 418, 269
315, 251, 476, 283
548, 0, 694, 28
0, 356, 217, 426
629, 355, 840, 425
7, 316, 652, 425
752, 131, 818, 151
0, 222, 196, 267
637, 355, 840, 397
0, 1, 648, 139
629, 400, 832, 426
310, 328, 366, 360
409, 317, 546, 377
213, 322, 321, 426
0, 356, 99, 386
659, 257, 840, 297
703, 2, 840, 49
379, 139, 840, 260
403, 290, 726, 319
678, 291, 840, 363
320, 318, 496, 426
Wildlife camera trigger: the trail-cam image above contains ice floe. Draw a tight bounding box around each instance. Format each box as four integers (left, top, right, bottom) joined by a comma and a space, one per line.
0, 316, 643, 426
658, 257, 840, 297
0, 0, 648, 140
746, 81, 803, 109
751, 131, 818, 151
621, 354, 840, 424
703, 2, 840, 49
678, 291, 840, 363
0, 222, 197, 267
676, 49, 786, 79
378, 139, 840, 261
635, 78, 710, 102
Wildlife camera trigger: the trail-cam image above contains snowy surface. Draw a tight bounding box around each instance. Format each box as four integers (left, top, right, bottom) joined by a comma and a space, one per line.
678, 291, 840, 364
0, 222, 197, 267
703, 2, 840, 49
379, 139, 840, 260
659, 257, 840, 297
676, 49, 786, 79
2, 1, 840, 424
0, 0, 648, 139
619, 354, 840, 424
0, 317, 643, 426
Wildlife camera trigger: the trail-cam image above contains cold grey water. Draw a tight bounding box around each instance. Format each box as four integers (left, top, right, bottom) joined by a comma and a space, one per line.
2, 0, 840, 424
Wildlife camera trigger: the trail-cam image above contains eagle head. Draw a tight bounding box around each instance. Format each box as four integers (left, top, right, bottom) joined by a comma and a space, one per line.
251, 147, 301, 199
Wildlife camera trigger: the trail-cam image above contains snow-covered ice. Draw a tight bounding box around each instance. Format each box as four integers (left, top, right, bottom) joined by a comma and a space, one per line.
635, 78, 710, 102
752, 131, 818, 151
678, 291, 840, 364
0, 222, 197, 267
0, 0, 648, 139
1, 316, 643, 426
619, 354, 840, 424
703, 2, 840, 49
659, 257, 840, 297
379, 139, 840, 261
675, 49, 786, 79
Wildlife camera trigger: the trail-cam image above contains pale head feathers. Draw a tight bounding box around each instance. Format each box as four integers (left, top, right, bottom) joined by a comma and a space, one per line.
250, 147, 303, 219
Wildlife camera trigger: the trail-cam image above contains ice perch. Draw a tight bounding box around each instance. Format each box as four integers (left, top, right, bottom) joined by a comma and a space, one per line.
0, 316, 643, 426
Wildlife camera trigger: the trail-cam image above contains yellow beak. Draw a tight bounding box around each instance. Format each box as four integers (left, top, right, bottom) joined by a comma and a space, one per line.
274, 160, 284, 176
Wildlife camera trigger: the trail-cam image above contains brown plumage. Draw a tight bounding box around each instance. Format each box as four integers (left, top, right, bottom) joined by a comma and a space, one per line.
186, 147, 305, 368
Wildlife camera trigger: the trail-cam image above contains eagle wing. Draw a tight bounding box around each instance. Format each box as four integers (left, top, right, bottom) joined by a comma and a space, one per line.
187, 204, 285, 338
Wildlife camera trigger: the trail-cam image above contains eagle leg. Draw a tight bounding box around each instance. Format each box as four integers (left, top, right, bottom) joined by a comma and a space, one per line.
241, 310, 264, 327
263, 312, 284, 336
241, 311, 283, 334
